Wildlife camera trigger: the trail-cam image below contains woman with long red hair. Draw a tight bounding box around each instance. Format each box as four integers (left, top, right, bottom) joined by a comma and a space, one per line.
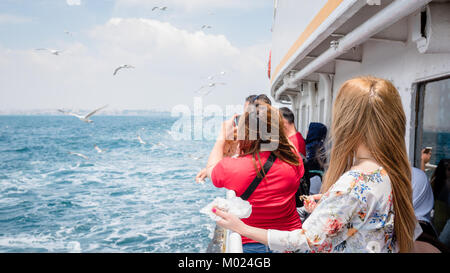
204, 102, 304, 253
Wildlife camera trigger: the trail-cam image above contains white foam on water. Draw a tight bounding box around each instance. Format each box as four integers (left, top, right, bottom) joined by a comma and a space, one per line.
0, 234, 68, 252
67, 241, 82, 253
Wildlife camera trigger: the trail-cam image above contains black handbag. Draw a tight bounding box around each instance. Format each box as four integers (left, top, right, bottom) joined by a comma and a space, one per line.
295, 157, 312, 207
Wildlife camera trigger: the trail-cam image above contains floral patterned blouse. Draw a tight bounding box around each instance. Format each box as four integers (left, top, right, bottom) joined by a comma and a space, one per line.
268, 167, 420, 253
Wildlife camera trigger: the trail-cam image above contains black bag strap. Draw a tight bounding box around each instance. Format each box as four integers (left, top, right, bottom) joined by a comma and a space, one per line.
240, 152, 277, 200
295, 157, 310, 207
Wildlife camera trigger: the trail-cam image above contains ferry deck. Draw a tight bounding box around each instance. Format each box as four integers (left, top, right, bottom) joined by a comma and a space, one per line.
209, 0, 450, 253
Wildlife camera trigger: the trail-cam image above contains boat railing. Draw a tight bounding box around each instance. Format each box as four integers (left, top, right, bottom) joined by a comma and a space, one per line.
224, 190, 243, 253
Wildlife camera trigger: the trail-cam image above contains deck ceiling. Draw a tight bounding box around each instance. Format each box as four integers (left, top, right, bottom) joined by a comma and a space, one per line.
274, 0, 415, 96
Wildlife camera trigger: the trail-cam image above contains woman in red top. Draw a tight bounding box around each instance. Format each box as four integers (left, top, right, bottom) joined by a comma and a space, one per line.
205, 103, 304, 253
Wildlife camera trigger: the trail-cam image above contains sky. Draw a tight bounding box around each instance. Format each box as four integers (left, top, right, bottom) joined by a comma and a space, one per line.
0, 0, 274, 112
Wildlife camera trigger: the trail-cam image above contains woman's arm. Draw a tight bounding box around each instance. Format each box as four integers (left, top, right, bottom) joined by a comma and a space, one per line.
195, 168, 207, 183
213, 208, 269, 245
421, 148, 431, 171
214, 208, 310, 252
205, 114, 238, 178
205, 140, 225, 178
214, 185, 363, 252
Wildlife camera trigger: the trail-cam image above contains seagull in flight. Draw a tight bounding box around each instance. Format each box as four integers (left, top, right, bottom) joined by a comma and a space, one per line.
153, 142, 167, 149
137, 135, 146, 145
196, 82, 226, 96
188, 154, 204, 160
152, 6, 168, 11
207, 71, 226, 80
94, 144, 107, 153
166, 129, 177, 138
58, 105, 108, 123
113, 64, 135, 76
35, 48, 63, 56
64, 30, 73, 36
68, 152, 89, 160
201, 25, 212, 30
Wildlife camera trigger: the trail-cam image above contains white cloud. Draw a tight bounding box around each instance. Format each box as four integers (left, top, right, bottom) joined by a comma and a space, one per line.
0, 18, 270, 111
0, 14, 32, 24
66, 0, 81, 6
90, 18, 239, 59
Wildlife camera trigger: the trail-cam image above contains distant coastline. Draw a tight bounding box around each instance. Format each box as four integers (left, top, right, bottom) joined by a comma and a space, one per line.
0, 109, 172, 116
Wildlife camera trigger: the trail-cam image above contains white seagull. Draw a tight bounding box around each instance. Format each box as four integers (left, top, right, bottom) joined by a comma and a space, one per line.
201, 25, 212, 30
196, 82, 226, 96
207, 71, 226, 80
137, 135, 146, 145
189, 154, 204, 160
58, 105, 108, 123
166, 130, 177, 138
113, 64, 135, 76
68, 152, 89, 160
153, 142, 167, 149
94, 144, 107, 153
152, 6, 168, 11
35, 48, 63, 56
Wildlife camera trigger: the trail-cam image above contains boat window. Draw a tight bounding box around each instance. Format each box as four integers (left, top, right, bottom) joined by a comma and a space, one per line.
415, 77, 450, 178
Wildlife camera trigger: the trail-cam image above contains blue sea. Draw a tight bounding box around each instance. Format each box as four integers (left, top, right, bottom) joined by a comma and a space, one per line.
0, 115, 224, 253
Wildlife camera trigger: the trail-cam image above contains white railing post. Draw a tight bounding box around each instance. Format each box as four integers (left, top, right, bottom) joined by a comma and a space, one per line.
224, 190, 244, 253
226, 231, 243, 253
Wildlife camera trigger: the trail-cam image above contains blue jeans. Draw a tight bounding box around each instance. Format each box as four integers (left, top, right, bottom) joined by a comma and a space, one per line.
242, 243, 273, 253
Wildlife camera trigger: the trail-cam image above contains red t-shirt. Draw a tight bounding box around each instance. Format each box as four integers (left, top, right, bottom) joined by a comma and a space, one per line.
289, 132, 306, 158
211, 151, 304, 244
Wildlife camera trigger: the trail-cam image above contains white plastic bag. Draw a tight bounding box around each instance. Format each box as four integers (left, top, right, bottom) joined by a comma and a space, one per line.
200, 191, 252, 221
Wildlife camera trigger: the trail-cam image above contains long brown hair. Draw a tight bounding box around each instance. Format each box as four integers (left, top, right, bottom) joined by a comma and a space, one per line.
237, 103, 299, 178
321, 76, 416, 252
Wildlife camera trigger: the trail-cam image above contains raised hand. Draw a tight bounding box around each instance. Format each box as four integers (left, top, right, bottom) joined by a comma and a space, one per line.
302, 194, 323, 213
195, 168, 207, 183
213, 207, 245, 233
